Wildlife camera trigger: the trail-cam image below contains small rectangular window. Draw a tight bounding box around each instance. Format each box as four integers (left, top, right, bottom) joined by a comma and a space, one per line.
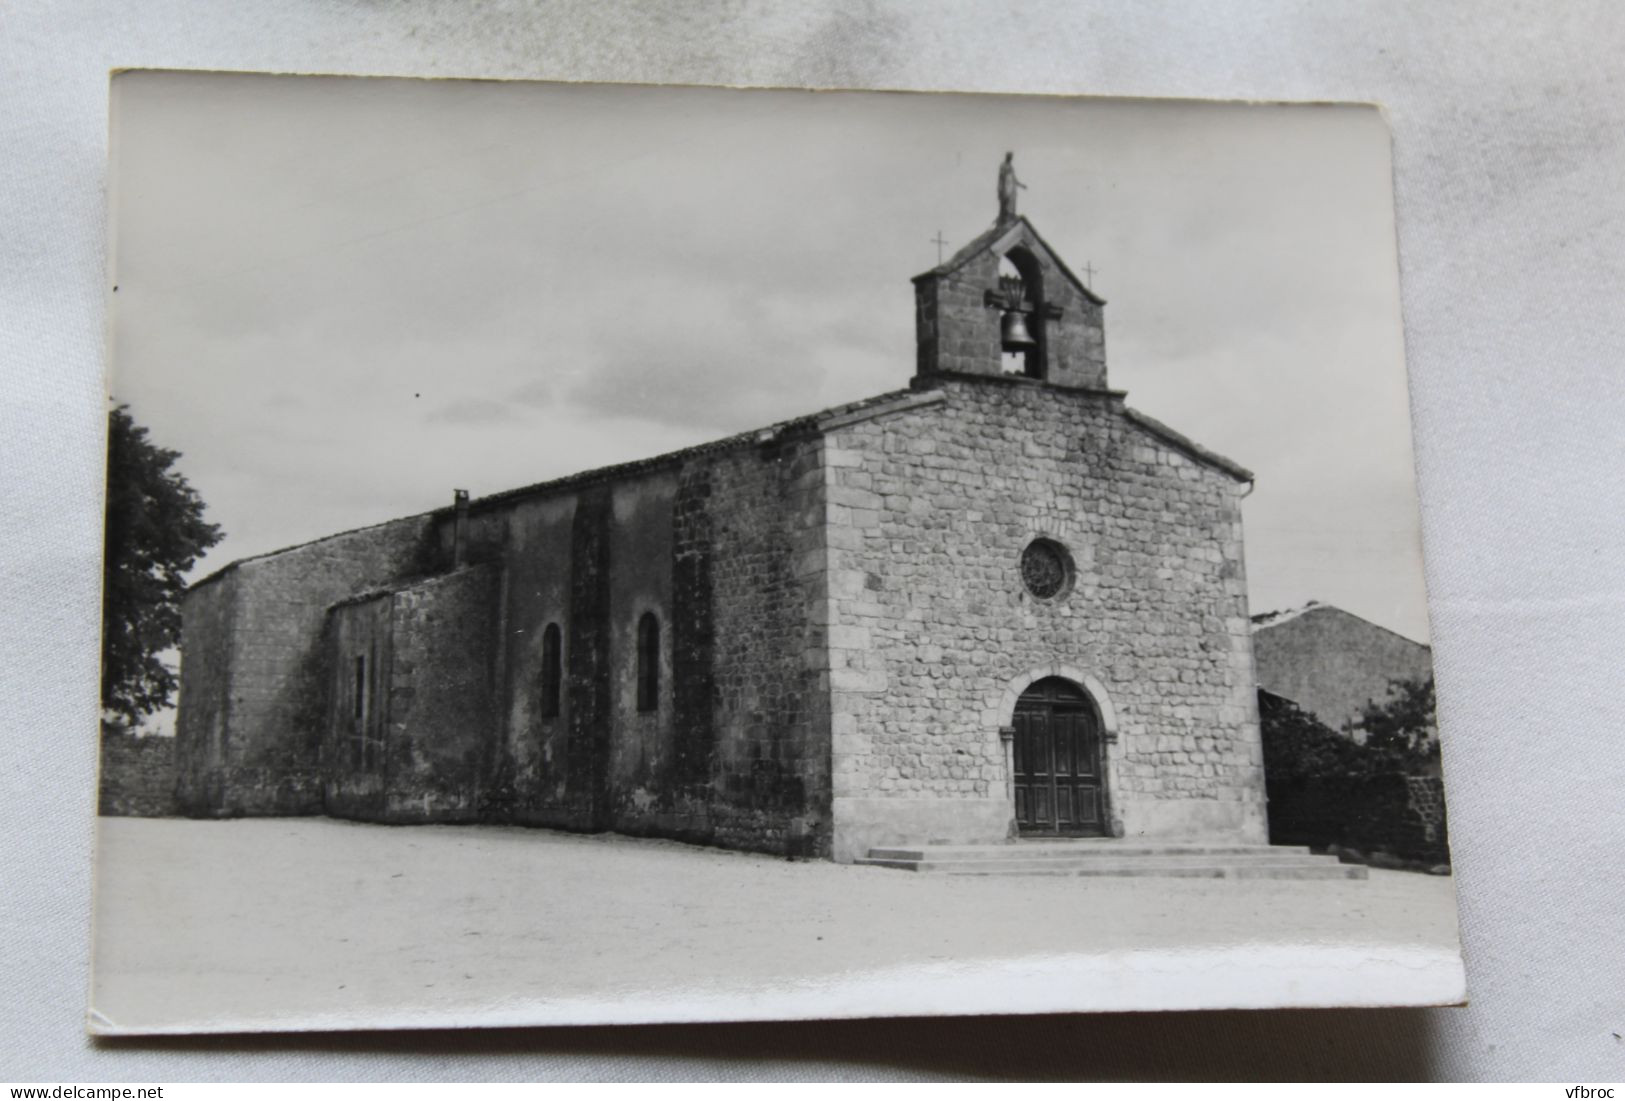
636, 613, 660, 713
541, 623, 562, 718
354, 655, 366, 721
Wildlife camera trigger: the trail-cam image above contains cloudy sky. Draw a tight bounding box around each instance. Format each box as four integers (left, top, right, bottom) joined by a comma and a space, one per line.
109, 72, 1428, 642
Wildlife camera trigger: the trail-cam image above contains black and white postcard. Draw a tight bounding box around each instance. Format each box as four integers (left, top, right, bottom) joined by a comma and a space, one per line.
93, 72, 1462, 1033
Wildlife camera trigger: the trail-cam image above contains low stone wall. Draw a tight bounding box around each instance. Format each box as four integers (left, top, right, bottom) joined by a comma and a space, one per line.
1266, 771, 1450, 871
99, 731, 178, 817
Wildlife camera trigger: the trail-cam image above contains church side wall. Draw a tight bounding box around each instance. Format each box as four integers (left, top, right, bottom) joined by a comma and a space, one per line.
646, 435, 832, 857
694, 437, 832, 856
380, 565, 499, 822
178, 515, 439, 816
603, 474, 679, 829
324, 593, 392, 819
495, 494, 578, 827
825, 378, 1264, 860
178, 438, 831, 851
174, 571, 237, 814
484, 447, 830, 856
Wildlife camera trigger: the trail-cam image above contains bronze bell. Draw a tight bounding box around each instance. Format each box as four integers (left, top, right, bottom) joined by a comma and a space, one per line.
1001, 308, 1036, 349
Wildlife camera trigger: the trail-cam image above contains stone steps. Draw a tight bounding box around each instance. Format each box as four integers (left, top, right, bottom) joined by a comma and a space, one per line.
866, 842, 1312, 861
856, 841, 1368, 880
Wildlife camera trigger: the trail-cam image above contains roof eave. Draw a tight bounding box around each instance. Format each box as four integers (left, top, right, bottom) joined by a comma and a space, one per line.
1123, 407, 1254, 483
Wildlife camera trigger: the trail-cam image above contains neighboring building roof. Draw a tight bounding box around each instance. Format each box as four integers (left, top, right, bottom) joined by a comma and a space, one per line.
1251, 601, 1429, 649
1251, 602, 1433, 733
1250, 600, 1325, 629
912, 216, 1107, 307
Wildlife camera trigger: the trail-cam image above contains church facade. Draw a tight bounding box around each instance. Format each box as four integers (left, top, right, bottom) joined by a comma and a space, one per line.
174, 205, 1268, 862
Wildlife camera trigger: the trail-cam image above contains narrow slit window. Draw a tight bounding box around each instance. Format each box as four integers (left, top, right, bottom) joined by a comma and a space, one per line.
636, 612, 660, 713
541, 622, 562, 718
353, 654, 366, 721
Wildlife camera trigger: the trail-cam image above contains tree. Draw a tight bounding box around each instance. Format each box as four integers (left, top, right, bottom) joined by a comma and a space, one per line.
102, 406, 223, 726
1258, 689, 1372, 786
1358, 675, 1437, 758
1258, 687, 1427, 784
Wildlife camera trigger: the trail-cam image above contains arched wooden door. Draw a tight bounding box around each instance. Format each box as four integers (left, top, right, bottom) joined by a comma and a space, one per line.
1012, 677, 1106, 836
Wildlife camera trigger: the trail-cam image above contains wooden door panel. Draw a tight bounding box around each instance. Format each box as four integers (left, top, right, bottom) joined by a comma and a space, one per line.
1013, 708, 1035, 832
1014, 679, 1106, 837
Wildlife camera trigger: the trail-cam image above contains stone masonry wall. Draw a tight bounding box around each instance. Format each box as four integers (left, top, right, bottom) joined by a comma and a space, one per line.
1267, 772, 1451, 869
915, 221, 1106, 388
604, 474, 678, 827
381, 565, 498, 822
583, 440, 832, 856
695, 435, 832, 856
173, 570, 236, 813
565, 486, 614, 828
670, 464, 716, 791
824, 376, 1263, 859
492, 493, 576, 829
324, 591, 392, 819
443, 447, 829, 858
176, 514, 440, 816
98, 731, 178, 816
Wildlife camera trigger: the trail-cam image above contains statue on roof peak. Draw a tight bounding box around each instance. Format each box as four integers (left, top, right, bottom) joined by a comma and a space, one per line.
997, 152, 1026, 224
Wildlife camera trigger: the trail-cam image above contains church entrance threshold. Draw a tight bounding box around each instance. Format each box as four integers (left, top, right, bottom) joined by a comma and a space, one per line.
1012, 677, 1106, 837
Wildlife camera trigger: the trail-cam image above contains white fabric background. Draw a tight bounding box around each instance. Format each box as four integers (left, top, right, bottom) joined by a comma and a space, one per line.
2, 0, 1621, 1082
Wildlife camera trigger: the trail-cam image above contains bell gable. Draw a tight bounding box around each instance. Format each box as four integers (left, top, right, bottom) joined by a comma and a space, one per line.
912, 216, 1108, 390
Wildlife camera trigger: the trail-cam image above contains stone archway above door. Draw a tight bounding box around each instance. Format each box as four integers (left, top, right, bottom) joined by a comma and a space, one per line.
999, 663, 1118, 740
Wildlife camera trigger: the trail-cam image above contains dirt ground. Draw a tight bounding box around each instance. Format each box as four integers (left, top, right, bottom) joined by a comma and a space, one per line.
90, 818, 1465, 1033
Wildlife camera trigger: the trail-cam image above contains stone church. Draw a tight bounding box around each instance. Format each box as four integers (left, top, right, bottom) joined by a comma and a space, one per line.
174, 180, 1269, 863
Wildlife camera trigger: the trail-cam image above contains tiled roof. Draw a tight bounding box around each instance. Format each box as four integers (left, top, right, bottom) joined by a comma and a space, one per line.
186, 388, 940, 591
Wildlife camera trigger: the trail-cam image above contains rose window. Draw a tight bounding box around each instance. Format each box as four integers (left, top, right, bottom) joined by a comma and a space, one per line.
1020, 538, 1073, 600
